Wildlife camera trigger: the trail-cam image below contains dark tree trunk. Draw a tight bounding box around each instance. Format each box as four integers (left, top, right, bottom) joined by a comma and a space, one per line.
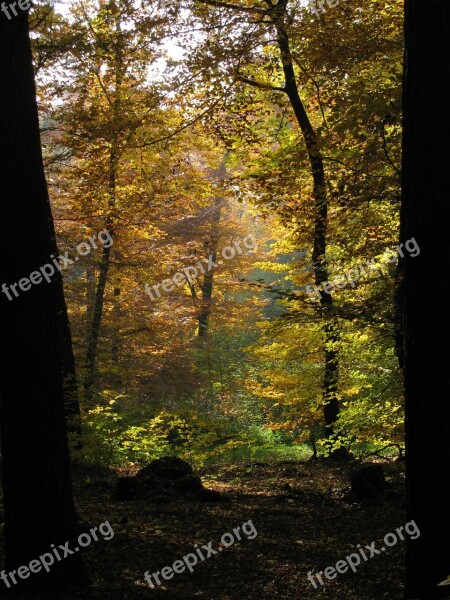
403, 0, 450, 597
57, 291, 81, 436
0, 10, 84, 590
274, 5, 342, 445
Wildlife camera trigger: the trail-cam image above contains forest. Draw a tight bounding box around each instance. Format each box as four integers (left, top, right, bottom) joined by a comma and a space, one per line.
0, 0, 449, 599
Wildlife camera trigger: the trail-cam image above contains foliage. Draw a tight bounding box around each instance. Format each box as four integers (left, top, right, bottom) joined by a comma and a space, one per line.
34, 0, 405, 467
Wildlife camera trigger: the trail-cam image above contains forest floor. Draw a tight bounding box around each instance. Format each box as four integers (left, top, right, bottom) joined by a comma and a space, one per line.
4, 459, 407, 600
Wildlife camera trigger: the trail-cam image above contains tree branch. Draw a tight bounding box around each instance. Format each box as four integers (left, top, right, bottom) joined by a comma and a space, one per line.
237, 75, 286, 93
194, 0, 267, 14
381, 119, 401, 176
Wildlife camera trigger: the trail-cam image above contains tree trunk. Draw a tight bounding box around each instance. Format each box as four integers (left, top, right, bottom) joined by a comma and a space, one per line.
274, 5, 342, 444
0, 10, 84, 590
403, 0, 450, 597
111, 285, 123, 386
84, 12, 123, 403
54, 278, 81, 436
198, 196, 222, 336
83, 209, 114, 402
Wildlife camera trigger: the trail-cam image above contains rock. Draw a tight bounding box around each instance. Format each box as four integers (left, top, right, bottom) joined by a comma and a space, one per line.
140, 477, 159, 491
350, 465, 385, 500
136, 457, 193, 481
172, 474, 204, 493
114, 457, 221, 504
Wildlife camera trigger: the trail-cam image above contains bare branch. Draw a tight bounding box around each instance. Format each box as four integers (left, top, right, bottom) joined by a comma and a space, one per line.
194, 0, 267, 15
237, 75, 286, 93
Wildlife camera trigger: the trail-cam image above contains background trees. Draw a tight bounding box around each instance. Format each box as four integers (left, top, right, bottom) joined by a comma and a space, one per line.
23, 0, 406, 464
1, 0, 407, 477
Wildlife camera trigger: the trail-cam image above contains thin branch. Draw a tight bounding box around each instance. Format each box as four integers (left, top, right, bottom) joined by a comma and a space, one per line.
194, 0, 267, 15
381, 121, 401, 176
237, 75, 286, 93
132, 95, 225, 148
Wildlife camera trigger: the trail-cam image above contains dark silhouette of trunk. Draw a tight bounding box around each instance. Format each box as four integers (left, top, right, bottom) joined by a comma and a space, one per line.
403, 0, 450, 597
0, 10, 84, 590
273, 2, 342, 446
59, 307, 82, 437
52, 263, 80, 436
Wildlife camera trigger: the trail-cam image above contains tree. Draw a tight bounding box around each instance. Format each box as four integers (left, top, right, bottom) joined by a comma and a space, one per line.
0, 8, 84, 590
194, 158, 227, 337
403, 0, 450, 597
187, 0, 344, 443
25, 0, 408, 470
186, 0, 402, 452
45, 0, 169, 403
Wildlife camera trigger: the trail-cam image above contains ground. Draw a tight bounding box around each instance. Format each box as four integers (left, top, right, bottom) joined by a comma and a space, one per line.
2, 460, 407, 599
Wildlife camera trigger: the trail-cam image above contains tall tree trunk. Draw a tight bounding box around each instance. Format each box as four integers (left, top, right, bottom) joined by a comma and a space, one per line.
0, 10, 84, 590
83, 197, 114, 402
274, 4, 342, 443
84, 12, 123, 403
403, 0, 450, 597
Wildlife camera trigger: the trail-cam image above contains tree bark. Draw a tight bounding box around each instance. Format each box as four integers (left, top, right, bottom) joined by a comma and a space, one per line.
0, 10, 84, 590
403, 0, 450, 597
273, 3, 342, 443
